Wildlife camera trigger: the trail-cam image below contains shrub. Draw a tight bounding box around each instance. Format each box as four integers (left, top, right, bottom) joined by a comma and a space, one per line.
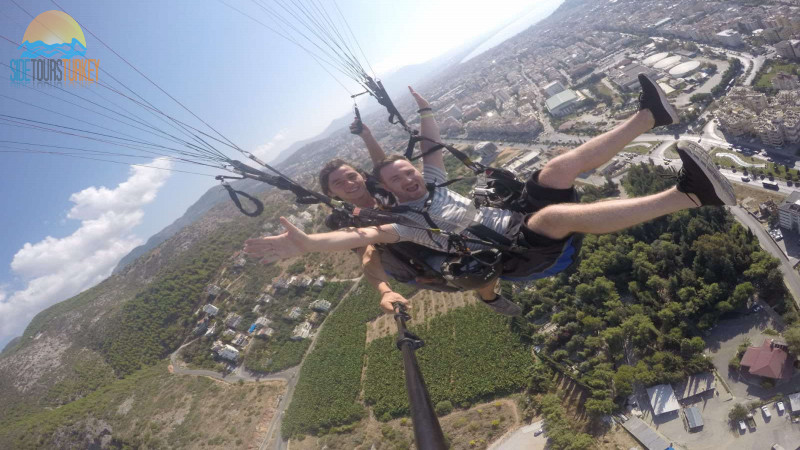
728, 403, 748, 422
435, 400, 453, 417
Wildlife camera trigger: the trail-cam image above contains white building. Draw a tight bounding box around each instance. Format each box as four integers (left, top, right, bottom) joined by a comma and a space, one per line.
218, 344, 240, 361
545, 90, 580, 118
291, 321, 312, 340
202, 304, 219, 316
647, 384, 679, 416
715, 29, 744, 47
788, 391, 800, 415
778, 191, 800, 231
310, 299, 332, 313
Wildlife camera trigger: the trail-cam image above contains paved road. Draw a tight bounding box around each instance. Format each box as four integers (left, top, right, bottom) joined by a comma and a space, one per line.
491, 420, 546, 450
169, 340, 297, 383
729, 206, 800, 309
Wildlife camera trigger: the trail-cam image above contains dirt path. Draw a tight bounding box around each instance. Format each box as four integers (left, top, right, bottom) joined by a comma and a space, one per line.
484, 399, 526, 447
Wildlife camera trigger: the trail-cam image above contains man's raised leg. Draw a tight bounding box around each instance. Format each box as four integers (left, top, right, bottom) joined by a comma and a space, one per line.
537, 110, 655, 189
537, 74, 679, 190
527, 187, 696, 239
527, 141, 736, 239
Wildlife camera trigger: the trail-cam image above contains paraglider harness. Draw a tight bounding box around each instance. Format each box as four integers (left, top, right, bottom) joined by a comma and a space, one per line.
219, 79, 557, 287
217, 150, 530, 288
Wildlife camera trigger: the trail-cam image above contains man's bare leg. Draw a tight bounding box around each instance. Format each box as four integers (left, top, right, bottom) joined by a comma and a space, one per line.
537, 110, 655, 190
526, 187, 699, 240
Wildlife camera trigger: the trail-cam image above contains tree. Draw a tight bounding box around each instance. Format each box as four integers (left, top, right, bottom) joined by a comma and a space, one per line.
680, 337, 706, 357
613, 365, 637, 398
730, 282, 755, 309
621, 314, 657, 348
728, 403, 748, 422
287, 260, 306, 274
527, 361, 554, 394
585, 397, 616, 416
784, 325, 800, 355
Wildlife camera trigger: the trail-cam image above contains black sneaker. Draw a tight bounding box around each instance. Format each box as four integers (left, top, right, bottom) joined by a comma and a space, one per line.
638, 73, 679, 127
675, 141, 735, 206
481, 294, 522, 316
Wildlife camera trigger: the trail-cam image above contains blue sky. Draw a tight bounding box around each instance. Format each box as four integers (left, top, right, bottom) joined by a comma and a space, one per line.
0, 0, 561, 346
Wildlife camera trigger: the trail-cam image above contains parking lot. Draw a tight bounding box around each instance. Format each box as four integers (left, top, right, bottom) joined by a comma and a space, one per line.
628, 311, 800, 449
646, 392, 800, 450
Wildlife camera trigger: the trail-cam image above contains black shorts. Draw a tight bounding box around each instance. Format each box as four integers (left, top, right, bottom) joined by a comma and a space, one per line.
500, 170, 583, 281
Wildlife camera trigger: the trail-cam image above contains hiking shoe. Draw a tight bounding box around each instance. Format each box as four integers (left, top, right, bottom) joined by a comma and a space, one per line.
638, 73, 679, 127
481, 294, 522, 316
675, 141, 735, 206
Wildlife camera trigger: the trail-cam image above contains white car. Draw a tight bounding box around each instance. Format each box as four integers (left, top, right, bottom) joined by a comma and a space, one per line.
534, 428, 544, 436
777, 402, 785, 414
762, 405, 772, 418
739, 420, 747, 432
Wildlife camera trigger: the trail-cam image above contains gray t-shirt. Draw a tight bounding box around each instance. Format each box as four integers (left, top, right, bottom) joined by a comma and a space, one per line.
390, 164, 520, 250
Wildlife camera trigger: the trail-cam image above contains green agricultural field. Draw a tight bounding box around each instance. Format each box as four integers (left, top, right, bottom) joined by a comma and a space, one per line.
363, 304, 531, 421
281, 281, 383, 438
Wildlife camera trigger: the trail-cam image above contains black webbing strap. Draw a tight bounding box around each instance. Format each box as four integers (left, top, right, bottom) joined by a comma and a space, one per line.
465, 223, 513, 247
404, 134, 424, 159
228, 159, 336, 208
221, 182, 264, 217
405, 136, 486, 175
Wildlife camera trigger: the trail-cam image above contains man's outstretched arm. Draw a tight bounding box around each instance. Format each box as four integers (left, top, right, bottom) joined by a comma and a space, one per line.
244, 217, 401, 263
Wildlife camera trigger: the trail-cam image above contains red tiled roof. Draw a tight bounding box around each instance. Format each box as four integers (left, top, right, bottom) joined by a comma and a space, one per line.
740, 339, 790, 380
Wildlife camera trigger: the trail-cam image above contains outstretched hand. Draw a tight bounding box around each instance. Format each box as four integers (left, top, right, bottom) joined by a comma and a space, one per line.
244, 217, 310, 264
408, 86, 430, 110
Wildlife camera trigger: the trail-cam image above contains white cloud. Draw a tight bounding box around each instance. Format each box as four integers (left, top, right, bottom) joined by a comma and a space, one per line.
252, 132, 287, 160
0, 158, 172, 346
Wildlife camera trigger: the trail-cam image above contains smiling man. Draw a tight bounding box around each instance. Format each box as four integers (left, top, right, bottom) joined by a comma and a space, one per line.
316, 114, 460, 314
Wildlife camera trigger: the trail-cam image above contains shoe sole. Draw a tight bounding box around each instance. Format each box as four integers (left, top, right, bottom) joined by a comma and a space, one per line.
641, 74, 679, 125
677, 141, 736, 206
